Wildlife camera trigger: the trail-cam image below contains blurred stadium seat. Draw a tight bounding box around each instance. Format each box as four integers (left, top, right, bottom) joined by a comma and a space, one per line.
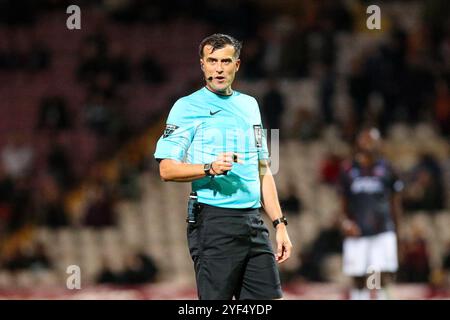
0, 0, 449, 299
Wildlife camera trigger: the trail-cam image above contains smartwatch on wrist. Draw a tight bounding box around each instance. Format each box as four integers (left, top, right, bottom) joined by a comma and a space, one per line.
204, 163, 214, 176
273, 216, 288, 228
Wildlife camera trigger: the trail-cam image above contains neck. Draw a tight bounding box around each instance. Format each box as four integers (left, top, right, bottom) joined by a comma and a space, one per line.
356, 152, 375, 168
205, 84, 233, 96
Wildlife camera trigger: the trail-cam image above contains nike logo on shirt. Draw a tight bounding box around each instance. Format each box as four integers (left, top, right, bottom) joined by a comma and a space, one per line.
210, 110, 222, 116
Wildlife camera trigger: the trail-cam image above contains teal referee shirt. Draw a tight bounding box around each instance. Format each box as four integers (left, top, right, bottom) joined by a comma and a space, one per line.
154, 87, 269, 209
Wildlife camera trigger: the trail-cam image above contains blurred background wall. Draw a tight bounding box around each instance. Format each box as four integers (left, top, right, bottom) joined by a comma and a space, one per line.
0, 0, 449, 299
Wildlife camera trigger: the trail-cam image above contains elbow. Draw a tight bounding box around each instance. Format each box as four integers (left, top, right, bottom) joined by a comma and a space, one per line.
159, 170, 170, 182
159, 165, 172, 182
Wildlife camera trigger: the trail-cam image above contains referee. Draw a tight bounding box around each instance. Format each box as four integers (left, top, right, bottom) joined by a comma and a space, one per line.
154, 34, 292, 300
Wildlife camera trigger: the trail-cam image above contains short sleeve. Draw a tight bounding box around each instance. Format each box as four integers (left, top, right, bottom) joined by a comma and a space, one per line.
253, 99, 269, 160
154, 99, 197, 162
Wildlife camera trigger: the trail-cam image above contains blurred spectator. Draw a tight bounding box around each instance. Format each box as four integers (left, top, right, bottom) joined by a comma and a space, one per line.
97, 251, 159, 285
441, 242, 450, 292
47, 136, 75, 190
297, 217, 343, 282
0, 39, 21, 71
27, 41, 51, 72
403, 169, 441, 212
107, 40, 131, 84
317, 63, 336, 125
240, 36, 266, 79
1, 134, 34, 179
84, 93, 112, 136
36, 96, 71, 133
0, 0, 38, 26
204, 0, 259, 40
280, 27, 309, 78
434, 78, 450, 137
0, 165, 14, 235
84, 93, 129, 158
97, 256, 120, 284
310, 18, 337, 68
339, 113, 358, 143
104, 0, 141, 24
119, 251, 158, 285
36, 176, 70, 228
3, 175, 33, 233
77, 32, 109, 83
321, 0, 353, 32
261, 79, 285, 131
3, 241, 52, 272
0, 165, 14, 203
280, 183, 302, 216
399, 225, 431, 283
29, 241, 52, 271
0, 40, 50, 72
83, 183, 116, 228
117, 163, 141, 200
139, 0, 173, 25
88, 71, 118, 99
364, 50, 400, 131
348, 56, 370, 126
139, 52, 166, 84
403, 153, 445, 212
260, 21, 283, 76
400, 55, 435, 125
291, 107, 320, 141
320, 153, 342, 185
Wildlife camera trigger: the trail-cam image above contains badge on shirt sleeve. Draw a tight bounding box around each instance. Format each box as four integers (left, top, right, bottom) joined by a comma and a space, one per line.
163, 124, 179, 138
253, 125, 263, 148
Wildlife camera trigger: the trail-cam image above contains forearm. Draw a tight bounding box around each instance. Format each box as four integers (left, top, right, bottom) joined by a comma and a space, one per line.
260, 161, 292, 263
341, 197, 352, 221
259, 163, 283, 222
159, 159, 206, 182
391, 193, 402, 230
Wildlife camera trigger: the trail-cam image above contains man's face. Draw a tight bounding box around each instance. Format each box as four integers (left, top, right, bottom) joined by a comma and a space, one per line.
357, 129, 381, 154
200, 44, 240, 95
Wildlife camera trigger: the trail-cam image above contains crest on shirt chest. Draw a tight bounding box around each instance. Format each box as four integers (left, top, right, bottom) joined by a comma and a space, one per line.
253, 125, 263, 148
373, 165, 386, 177
163, 124, 179, 138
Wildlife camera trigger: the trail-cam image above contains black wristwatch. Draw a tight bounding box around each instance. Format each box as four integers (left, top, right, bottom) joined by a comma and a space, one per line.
272, 216, 288, 228
204, 163, 214, 176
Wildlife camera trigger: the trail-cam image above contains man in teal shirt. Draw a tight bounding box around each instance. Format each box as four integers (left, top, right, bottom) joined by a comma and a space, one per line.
154, 34, 292, 300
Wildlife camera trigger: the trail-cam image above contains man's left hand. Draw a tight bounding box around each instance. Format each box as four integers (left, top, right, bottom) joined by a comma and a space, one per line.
275, 225, 292, 264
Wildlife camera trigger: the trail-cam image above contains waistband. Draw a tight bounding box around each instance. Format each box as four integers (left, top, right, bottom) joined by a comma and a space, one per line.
199, 203, 260, 215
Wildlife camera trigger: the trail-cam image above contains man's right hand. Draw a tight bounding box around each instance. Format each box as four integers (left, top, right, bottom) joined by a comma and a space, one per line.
341, 219, 361, 237
211, 160, 233, 175
211, 152, 242, 175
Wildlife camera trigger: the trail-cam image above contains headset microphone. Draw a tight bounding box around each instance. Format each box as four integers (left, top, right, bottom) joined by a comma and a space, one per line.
207, 76, 213, 81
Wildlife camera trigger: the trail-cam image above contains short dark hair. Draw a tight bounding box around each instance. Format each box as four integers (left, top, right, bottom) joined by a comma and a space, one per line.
199, 33, 242, 58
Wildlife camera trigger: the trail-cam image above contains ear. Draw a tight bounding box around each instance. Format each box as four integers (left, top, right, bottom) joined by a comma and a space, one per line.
235, 59, 241, 72
200, 59, 204, 70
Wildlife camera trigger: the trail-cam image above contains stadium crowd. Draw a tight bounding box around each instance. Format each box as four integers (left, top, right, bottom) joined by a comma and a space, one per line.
0, 0, 449, 292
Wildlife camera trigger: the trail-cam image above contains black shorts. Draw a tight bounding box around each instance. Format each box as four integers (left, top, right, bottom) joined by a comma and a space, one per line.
187, 203, 283, 300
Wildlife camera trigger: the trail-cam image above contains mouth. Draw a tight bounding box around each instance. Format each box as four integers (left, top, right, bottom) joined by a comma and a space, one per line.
215, 76, 226, 82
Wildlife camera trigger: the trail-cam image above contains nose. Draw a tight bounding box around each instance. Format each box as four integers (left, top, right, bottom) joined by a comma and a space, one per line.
216, 63, 224, 73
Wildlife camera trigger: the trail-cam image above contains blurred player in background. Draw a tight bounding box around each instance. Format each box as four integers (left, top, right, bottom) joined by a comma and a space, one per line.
339, 128, 403, 300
